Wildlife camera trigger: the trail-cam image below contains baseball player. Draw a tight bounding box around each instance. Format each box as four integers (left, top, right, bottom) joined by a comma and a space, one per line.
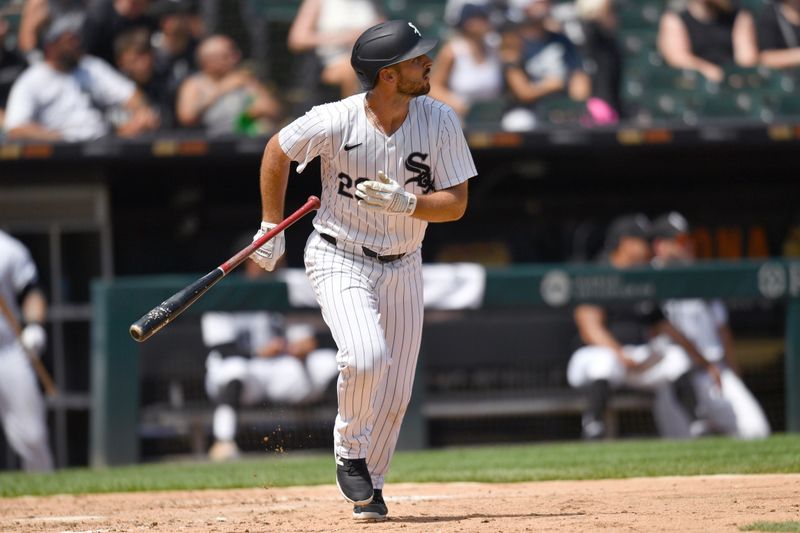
651, 212, 771, 439
567, 214, 720, 440
203, 258, 339, 461
0, 230, 54, 472
250, 19, 476, 520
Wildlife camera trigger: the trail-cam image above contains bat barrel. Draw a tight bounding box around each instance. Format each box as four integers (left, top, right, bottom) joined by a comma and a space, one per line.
129, 268, 224, 342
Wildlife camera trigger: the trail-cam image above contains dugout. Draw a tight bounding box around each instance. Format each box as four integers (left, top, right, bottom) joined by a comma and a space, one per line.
90, 260, 800, 466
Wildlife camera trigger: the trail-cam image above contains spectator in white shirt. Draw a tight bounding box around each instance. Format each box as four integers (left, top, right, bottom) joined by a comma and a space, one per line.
4, 13, 158, 141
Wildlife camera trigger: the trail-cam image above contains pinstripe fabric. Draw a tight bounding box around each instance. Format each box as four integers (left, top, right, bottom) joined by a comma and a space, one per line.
280, 92, 476, 491
304, 233, 424, 489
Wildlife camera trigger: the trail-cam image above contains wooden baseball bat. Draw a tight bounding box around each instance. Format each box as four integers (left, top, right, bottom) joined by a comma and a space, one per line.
129, 196, 321, 342
0, 294, 58, 397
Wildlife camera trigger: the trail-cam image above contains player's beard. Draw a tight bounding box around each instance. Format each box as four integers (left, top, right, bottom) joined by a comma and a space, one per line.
396, 72, 430, 97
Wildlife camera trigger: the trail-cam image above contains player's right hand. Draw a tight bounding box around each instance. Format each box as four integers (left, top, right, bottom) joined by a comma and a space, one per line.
21, 323, 46, 357
250, 221, 285, 271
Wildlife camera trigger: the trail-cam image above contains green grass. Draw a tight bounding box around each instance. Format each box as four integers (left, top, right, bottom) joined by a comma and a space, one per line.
1, 434, 798, 498
740, 521, 800, 532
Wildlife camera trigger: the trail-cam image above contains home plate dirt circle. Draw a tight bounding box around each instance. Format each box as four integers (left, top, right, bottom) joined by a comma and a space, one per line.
1, 474, 798, 532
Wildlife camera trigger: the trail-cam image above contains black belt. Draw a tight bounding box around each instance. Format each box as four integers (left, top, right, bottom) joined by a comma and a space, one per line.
319, 233, 405, 263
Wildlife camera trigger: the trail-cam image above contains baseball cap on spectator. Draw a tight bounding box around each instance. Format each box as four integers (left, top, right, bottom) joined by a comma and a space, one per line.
42, 12, 85, 44
604, 213, 651, 251
650, 212, 690, 240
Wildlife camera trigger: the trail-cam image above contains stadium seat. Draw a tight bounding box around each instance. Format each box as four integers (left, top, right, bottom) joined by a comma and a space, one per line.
537, 96, 587, 126
250, 0, 304, 22
723, 65, 774, 91
619, 29, 658, 57
617, 0, 664, 30
774, 95, 800, 118
629, 90, 698, 124
465, 100, 506, 130
643, 65, 702, 91
697, 90, 766, 121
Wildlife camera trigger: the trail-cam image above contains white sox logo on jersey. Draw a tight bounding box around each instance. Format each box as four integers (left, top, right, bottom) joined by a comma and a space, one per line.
404, 152, 434, 193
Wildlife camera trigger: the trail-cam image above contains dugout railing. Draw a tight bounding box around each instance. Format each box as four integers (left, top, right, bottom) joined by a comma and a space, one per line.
90, 260, 800, 466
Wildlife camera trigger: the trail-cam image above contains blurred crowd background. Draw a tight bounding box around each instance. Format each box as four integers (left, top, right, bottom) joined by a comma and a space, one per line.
2, 0, 800, 140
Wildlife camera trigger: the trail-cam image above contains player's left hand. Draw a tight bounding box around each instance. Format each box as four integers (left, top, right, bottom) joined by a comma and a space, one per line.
356, 171, 417, 216
251, 221, 286, 271
21, 323, 46, 357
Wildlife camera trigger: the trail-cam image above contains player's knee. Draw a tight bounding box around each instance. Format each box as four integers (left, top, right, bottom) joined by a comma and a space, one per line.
338, 344, 389, 378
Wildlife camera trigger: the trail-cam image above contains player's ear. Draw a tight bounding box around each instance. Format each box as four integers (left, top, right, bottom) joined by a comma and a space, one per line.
378, 67, 397, 86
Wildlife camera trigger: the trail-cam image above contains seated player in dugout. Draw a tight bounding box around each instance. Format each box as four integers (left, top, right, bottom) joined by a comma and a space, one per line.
566, 214, 722, 440
651, 212, 771, 439
203, 254, 338, 462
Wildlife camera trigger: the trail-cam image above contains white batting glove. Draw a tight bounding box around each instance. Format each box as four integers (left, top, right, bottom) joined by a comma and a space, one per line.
355, 171, 417, 216
250, 221, 285, 271
21, 323, 46, 357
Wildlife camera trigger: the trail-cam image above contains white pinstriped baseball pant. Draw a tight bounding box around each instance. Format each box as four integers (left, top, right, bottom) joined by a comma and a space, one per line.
304, 231, 424, 490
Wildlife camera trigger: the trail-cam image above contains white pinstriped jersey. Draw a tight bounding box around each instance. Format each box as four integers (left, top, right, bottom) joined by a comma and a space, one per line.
279, 93, 477, 255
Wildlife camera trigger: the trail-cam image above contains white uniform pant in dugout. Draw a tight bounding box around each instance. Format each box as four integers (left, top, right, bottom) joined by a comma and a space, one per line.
567, 343, 692, 390
304, 232, 424, 491
205, 350, 339, 405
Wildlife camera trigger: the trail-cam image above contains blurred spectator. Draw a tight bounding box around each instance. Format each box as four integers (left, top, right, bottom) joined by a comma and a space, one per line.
149, 0, 200, 127
203, 258, 338, 461
18, 0, 86, 59
83, 0, 156, 68
499, 0, 591, 131
4, 13, 159, 141
657, 0, 758, 83
757, 0, 800, 69
114, 27, 173, 128
567, 214, 719, 440
651, 212, 771, 439
176, 34, 281, 136
287, 0, 383, 97
429, 3, 503, 119
1, 11, 28, 131
575, 0, 621, 121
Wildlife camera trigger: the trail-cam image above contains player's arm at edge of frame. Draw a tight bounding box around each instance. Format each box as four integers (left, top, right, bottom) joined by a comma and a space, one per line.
411, 180, 469, 223
259, 133, 292, 224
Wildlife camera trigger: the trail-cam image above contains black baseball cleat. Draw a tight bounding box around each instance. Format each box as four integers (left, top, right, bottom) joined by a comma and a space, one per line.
335, 455, 373, 505
353, 488, 388, 521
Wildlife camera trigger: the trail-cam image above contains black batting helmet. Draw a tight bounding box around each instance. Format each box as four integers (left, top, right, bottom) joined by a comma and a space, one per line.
350, 20, 438, 90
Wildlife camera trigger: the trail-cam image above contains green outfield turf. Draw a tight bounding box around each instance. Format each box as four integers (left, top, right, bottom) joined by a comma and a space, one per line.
1, 434, 798, 498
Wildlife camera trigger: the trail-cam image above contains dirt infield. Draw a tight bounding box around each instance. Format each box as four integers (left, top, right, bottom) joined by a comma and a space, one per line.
2, 474, 798, 532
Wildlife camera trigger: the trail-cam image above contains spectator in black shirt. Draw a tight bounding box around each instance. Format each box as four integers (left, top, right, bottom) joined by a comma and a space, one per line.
149, 0, 199, 127
567, 214, 720, 440
83, 0, 156, 68
757, 0, 800, 69
114, 27, 173, 129
657, 0, 758, 82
